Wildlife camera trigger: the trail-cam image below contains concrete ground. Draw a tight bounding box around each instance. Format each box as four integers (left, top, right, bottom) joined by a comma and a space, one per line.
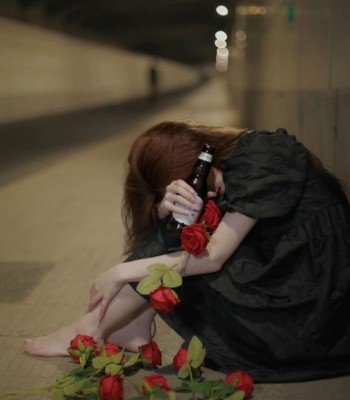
0, 79, 349, 399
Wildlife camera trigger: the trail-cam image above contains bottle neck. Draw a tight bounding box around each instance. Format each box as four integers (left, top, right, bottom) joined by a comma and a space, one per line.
191, 159, 212, 176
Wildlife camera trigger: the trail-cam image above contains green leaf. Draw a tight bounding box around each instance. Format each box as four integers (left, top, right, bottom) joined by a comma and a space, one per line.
226, 390, 246, 400
72, 365, 96, 377
63, 378, 86, 396
148, 263, 170, 273
77, 340, 85, 351
124, 353, 140, 368
191, 348, 206, 369
92, 355, 109, 369
105, 363, 123, 375
173, 380, 192, 392
79, 352, 89, 368
136, 276, 162, 295
68, 349, 80, 357
177, 363, 190, 379
196, 380, 223, 397
53, 388, 64, 400
56, 375, 77, 387
187, 336, 203, 364
162, 270, 183, 288
109, 350, 124, 364
167, 391, 176, 400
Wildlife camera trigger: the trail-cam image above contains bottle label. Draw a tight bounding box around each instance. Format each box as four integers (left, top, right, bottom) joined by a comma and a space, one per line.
172, 195, 204, 226
198, 152, 212, 163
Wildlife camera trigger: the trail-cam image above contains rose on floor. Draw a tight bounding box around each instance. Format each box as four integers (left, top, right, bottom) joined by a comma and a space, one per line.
139, 341, 162, 367
142, 374, 172, 395
67, 334, 97, 366
173, 348, 188, 371
1, 333, 256, 400
225, 370, 254, 398
95, 342, 123, 357
99, 374, 124, 400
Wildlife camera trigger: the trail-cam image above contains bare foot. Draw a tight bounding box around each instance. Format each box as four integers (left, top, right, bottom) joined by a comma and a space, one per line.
24, 311, 102, 357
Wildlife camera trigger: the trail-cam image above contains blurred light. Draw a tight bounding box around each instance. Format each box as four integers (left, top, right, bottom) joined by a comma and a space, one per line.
216, 53, 229, 61
215, 63, 228, 72
216, 5, 229, 16
236, 5, 267, 15
217, 47, 229, 58
216, 58, 228, 66
237, 40, 247, 49
235, 30, 247, 41
215, 39, 227, 48
215, 30, 227, 41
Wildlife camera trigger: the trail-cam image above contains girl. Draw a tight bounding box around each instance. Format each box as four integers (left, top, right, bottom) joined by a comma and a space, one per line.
25, 121, 350, 382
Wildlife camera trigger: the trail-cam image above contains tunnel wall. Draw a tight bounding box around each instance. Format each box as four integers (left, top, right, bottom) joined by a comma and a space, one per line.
0, 16, 199, 124
228, 0, 350, 191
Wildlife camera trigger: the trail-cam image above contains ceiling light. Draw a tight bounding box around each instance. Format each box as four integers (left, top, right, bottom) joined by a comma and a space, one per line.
216, 5, 229, 16
215, 31, 227, 41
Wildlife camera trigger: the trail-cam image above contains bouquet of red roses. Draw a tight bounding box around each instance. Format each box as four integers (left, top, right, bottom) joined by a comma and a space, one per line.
136, 199, 222, 314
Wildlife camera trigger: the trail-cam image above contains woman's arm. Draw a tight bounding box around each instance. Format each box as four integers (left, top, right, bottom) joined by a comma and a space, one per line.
117, 211, 257, 284
88, 211, 257, 319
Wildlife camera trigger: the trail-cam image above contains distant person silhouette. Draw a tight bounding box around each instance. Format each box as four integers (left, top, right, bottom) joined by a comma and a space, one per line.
149, 65, 159, 101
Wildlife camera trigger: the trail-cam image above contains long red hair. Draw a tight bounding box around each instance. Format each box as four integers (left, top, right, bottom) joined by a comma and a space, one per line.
122, 120, 247, 256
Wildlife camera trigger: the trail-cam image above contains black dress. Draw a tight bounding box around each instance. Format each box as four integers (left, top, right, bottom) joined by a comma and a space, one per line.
126, 128, 350, 383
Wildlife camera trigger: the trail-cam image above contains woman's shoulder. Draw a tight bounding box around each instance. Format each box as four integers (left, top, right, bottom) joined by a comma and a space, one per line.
218, 127, 308, 220
237, 127, 297, 147
224, 127, 307, 169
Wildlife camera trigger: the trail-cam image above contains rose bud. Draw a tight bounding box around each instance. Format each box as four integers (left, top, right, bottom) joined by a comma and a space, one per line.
95, 342, 123, 357
224, 370, 254, 398
139, 341, 162, 367
181, 222, 209, 255
142, 374, 171, 395
68, 334, 97, 364
201, 199, 222, 231
99, 374, 124, 400
173, 348, 188, 371
150, 286, 180, 313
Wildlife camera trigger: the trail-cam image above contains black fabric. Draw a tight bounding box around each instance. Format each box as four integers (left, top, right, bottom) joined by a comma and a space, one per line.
126, 128, 350, 383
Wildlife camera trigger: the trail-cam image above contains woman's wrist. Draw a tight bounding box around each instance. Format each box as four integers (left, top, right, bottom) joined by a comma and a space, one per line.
113, 264, 128, 285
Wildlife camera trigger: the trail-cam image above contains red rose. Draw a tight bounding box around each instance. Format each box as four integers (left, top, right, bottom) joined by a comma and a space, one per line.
68, 334, 97, 364
142, 374, 171, 394
139, 341, 162, 367
150, 286, 180, 313
224, 371, 254, 397
181, 222, 209, 255
99, 375, 124, 400
173, 348, 189, 371
201, 199, 221, 231
95, 342, 123, 357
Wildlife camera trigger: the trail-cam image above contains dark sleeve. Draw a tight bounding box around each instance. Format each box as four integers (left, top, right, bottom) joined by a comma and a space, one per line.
217, 129, 308, 220
123, 218, 182, 263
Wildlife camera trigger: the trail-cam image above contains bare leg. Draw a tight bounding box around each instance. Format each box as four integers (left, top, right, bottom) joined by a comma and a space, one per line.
25, 284, 154, 357
107, 307, 156, 352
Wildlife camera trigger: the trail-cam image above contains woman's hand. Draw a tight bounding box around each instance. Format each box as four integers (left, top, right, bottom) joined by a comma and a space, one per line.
157, 179, 216, 220
87, 265, 123, 322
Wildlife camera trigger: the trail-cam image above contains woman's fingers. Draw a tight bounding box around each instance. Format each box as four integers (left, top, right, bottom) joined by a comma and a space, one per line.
164, 200, 189, 216
167, 180, 196, 202
207, 191, 217, 199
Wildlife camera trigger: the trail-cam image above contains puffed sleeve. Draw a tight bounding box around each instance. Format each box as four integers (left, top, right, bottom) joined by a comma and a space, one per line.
217, 128, 308, 220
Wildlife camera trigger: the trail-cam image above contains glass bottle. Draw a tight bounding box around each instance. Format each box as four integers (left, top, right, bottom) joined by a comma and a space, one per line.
166, 143, 216, 239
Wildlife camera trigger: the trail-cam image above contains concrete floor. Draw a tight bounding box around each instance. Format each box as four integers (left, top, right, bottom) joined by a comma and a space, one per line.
0, 79, 349, 399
